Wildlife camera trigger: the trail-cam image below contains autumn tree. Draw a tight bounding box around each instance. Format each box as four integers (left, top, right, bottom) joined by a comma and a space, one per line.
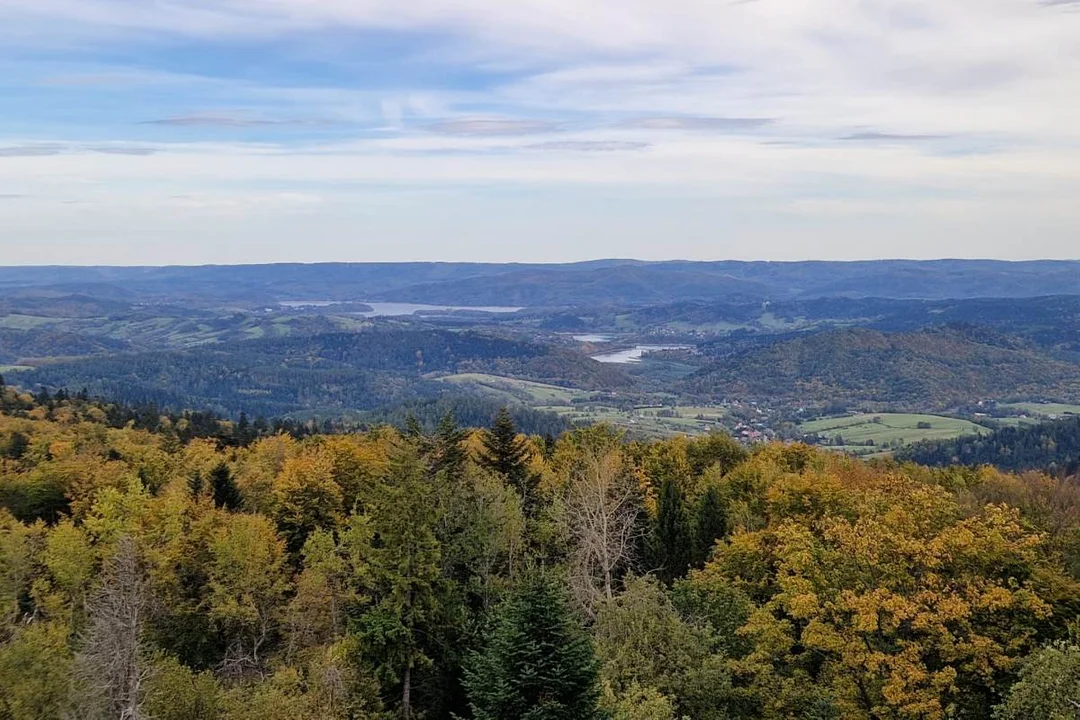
272, 450, 343, 554
700, 456, 1065, 719
0, 620, 74, 720
207, 513, 289, 673
285, 529, 357, 656
558, 428, 643, 611
143, 654, 224, 720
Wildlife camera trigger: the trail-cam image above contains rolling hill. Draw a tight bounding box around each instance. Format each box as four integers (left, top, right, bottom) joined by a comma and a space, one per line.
13, 327, 632, 416
684, 327, 1080, 410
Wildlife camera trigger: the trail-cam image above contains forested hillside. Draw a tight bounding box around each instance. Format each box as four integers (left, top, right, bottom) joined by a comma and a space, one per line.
17, 328, 631, 417
899, 415, 1080, 473
0, 328, 130, 365
686, 327, 1080, 409
3, 381, 1080, 719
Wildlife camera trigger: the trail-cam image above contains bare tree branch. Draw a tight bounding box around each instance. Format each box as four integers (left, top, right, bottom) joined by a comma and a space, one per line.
73, 536, 151, 720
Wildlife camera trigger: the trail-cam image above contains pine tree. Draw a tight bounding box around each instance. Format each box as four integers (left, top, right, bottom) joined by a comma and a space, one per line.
187, 472, 205, 499
464, 573, 603, 720
653, 478, 691, 584
405, 413, 425, 439
209, 462, 242, 511
692, 485, 727, 567
236, 412, 252, 445
480, 408, 535, 511
350, 442, 445, 718
431, 412, 468, 483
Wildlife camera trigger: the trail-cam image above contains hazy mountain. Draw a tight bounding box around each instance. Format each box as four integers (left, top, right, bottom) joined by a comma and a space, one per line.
1, 259, 1077, 307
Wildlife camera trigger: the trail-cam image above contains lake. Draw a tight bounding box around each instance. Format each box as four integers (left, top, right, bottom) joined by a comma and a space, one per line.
591, 344, 692, 364
279, 301, 522, 316
572, 334, 616, 343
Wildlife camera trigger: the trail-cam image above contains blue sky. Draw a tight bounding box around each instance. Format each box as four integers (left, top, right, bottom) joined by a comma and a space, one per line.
1, 0, 1079, 264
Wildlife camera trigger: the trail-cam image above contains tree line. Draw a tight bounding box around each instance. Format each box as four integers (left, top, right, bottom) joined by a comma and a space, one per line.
899, 414, 1080, 474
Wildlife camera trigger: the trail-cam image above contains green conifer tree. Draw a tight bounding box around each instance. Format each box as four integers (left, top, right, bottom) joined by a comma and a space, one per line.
432, 412, 469, 483
209, 462, 242, 511
480, 408, 535, 512
464, 573, 603, 720
653, 478, 691, 584
691, 485, 727, 568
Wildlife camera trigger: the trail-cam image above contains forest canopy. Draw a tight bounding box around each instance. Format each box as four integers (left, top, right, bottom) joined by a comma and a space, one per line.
2, 381, 1080, 719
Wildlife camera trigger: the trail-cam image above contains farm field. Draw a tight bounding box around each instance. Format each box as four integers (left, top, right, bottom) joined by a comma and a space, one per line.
439, 373, 731, 437
998, 402, 1080, 418
437, 373, 592, 405
800, 413, 991, 449
990, 416, 1042, 427
535, 404, 727, 439
0, 314, 55, 330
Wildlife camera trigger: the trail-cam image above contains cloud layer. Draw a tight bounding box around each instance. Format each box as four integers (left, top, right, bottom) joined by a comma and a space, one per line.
1, 0, 1079, 263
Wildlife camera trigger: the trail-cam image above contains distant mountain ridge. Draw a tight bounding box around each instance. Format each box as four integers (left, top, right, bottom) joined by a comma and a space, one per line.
1, 259, 1077, 307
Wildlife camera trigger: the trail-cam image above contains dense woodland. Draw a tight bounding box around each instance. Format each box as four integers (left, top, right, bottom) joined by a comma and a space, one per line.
687, 327, 1080, 410
4, 381, 1080, 719
899, 416, 1080, 474
17, 328, 629, 419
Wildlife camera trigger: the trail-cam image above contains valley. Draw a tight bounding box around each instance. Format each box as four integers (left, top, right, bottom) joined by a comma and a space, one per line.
2, 260, 1079, 456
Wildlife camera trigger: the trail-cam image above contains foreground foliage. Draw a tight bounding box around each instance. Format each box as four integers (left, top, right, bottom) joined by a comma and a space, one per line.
1, 381, 1080, 719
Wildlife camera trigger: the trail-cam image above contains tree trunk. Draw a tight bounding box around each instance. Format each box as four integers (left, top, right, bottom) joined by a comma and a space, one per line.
402, 660, 413, 718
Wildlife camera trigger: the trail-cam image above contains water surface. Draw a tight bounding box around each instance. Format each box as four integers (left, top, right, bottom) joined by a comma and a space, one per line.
591, 344, 691, 364
279, 300, 522, 316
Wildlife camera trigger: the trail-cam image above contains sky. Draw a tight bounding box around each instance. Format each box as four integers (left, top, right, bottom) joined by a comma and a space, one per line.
1, 0, 1079, 265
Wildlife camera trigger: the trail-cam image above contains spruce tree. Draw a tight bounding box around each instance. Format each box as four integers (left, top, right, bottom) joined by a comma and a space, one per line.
405, 413, 425, 439
187, 472, 204, 499
480, 408, 535, 511
209, 462, 242, 510
464, 573, 603, 720
692, 485, 727, 567
236, 412, 251, 445
653, 478, 691, 584
432, 412, 469, 483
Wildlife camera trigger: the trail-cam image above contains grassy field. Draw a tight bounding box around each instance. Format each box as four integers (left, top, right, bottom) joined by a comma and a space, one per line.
990, 416, 1042, 427
0, 314, 55, 330
800, 413, 991, 448
439, 373, 731, 438
438, 373, 591, 405
998, 402, 1080, 418
535, 404, 727, 439
0, 365, 34, 373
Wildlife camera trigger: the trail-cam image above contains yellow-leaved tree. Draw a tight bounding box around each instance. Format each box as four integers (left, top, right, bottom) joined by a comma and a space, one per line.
693, 448, 1067, 720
